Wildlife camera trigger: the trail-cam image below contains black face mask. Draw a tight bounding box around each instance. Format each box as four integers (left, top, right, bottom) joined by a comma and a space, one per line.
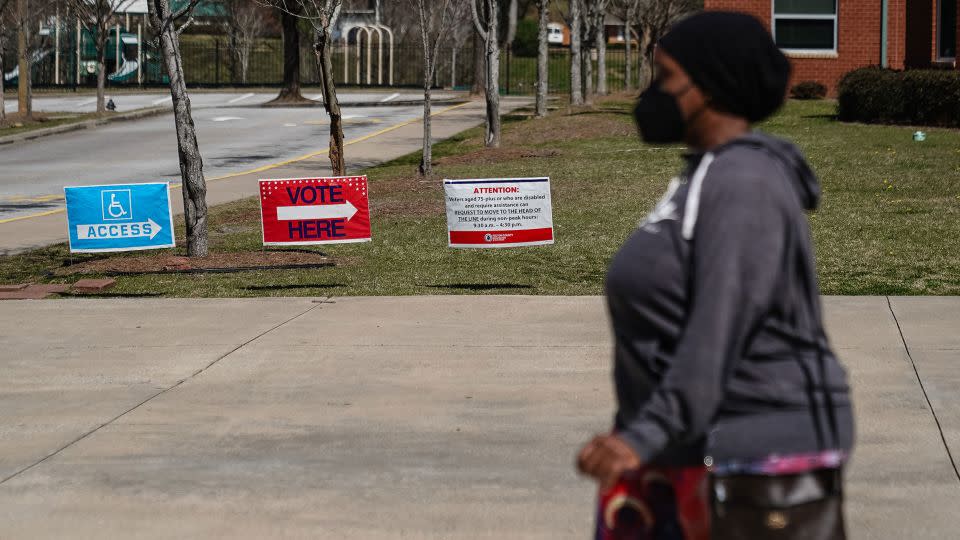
633, 83, 692, 143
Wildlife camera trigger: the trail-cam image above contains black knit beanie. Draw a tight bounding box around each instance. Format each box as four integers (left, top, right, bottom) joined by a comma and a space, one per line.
658, 12, 791, 123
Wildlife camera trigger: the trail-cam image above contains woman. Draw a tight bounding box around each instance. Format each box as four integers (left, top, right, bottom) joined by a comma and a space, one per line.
576, 12, 854, 540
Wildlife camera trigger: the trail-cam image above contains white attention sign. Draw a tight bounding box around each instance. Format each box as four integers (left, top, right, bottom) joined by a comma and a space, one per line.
443, 177, 555, 248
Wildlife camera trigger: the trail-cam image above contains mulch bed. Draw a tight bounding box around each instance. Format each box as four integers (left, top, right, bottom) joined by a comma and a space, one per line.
54, 251, 333, 276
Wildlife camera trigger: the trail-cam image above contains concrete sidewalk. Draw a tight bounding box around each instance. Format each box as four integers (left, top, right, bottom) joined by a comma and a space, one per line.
0, 96, 529, 255
0, 296, 958, 538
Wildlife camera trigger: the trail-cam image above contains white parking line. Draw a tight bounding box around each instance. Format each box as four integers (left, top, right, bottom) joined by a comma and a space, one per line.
380, 92, 401, 103
152, 96, 172, 106
308, 94, 324, 102
227, 92, 255, 104
212, 116, 245, 122
77, 98, 97, 107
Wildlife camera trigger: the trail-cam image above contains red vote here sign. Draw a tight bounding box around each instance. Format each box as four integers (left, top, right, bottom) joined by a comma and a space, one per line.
259, 176, 372, 246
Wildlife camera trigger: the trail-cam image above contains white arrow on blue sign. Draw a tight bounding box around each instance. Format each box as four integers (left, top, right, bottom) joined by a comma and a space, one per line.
64, 183, 176, 253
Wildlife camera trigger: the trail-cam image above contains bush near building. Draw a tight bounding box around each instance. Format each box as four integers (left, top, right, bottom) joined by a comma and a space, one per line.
791, 81, 828, 100
837, 67, 960, 128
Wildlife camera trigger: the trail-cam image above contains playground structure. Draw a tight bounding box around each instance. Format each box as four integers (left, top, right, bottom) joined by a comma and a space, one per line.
341, 24, 394, 87
3, 18, 163, 87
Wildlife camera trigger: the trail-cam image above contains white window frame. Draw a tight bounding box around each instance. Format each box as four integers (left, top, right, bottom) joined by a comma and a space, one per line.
936, 0, 957, 61
772, 0, 839, 54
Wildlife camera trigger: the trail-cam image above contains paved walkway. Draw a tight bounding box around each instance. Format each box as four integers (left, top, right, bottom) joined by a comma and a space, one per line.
0, 96, 529, 254
1, 296, 957, 538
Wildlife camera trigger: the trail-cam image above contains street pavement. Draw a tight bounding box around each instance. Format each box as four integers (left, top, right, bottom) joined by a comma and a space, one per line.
0, 295, 958, 538
3, 90, 458, 114
0, 96, 530, 254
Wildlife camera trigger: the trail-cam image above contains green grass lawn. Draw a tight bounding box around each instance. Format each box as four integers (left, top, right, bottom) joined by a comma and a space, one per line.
0, 112, 101, 137
2, 97, 959, 297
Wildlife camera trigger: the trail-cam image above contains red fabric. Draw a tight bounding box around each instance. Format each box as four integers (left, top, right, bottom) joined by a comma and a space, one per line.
595, 465, 710, 540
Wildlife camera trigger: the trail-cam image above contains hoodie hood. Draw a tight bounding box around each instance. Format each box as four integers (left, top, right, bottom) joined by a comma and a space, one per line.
721, 131, 821, 210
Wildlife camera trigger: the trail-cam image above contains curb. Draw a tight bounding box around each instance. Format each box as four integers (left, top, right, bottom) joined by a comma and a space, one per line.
0, 106, 170, 146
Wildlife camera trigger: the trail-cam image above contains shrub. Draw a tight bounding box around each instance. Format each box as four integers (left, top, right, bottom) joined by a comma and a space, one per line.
512, 19, 540, 58
790, 81, 827, 100
837, 67, 960, 127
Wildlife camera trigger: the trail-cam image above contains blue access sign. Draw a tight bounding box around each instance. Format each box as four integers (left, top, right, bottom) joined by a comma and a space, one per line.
64, 182, 176, 253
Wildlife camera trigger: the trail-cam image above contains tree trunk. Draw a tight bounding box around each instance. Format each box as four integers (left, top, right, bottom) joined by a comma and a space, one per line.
0, 36, 6, 126
419, 3, 433, 175
240, 42, 250, 84
624, 10, 632, 91
96, 35, 107, 114
505, 0, 518, 48
315, 31, 345, 176
569, 0, 582, 105
535, 0, 548, 117
421, 71, 432, 175
638, 24, 653, 90
16, 0, 30, 119
471, 27, 484, 96
483, 1, 501, 148
277, 8, 303, 101
584, 47, 593, 104
596, 17, 607, 96
156, 8, 208, 257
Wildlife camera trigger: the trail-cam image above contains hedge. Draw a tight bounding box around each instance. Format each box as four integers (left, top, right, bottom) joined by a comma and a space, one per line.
791, 80, 827, 100
837, 67, 960, 127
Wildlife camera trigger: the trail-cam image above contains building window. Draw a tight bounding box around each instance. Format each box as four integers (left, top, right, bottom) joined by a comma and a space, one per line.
938, 0, 957, 59
773, 0, 838, 51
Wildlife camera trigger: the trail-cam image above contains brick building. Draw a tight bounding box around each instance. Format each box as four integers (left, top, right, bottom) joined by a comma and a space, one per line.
704, 0, 959, 94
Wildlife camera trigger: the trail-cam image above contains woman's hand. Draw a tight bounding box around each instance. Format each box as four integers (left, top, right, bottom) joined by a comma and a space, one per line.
576, 434, 642, 490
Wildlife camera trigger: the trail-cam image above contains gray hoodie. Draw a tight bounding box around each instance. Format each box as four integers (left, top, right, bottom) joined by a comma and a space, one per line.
605, 132, 854, 467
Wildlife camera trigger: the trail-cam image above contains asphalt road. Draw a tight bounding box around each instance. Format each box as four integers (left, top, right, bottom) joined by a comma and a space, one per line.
3, 90, 453, 114
0, 92, 455, 222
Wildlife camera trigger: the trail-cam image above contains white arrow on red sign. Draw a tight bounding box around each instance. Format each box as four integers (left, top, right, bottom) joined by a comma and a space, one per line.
276, 200, 359, 221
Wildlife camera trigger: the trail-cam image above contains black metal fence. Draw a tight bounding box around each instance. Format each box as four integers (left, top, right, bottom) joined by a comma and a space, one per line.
9, 36, 646, 95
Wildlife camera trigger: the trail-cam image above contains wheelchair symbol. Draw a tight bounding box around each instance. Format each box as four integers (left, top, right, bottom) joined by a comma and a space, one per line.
107, 194, 127, 218
101, 189, 133, 221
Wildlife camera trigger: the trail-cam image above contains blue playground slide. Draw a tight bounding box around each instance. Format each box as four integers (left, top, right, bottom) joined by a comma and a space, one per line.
4, 50, 52, 86
108, 58, 139, 83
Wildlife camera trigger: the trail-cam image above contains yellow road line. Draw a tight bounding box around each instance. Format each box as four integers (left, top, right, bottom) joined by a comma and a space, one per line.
0, 100, 474, 226
0, 208, 65, 224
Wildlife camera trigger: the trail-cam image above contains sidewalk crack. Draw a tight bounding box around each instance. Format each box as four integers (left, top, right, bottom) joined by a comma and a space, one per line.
887, 296, 960, 484
0, 300, 324, 486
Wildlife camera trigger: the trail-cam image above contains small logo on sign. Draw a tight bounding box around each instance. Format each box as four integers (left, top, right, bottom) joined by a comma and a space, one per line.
484, 233, 493, 242
102, 190, 133, 221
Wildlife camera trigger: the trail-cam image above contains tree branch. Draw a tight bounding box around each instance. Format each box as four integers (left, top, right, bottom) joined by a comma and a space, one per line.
470, 0, 488, 41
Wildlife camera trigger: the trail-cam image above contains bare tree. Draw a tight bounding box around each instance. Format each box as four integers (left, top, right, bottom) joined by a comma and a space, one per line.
408, 0, 464, 175
15, 0, 30, 119
581, 0, 607, 102
470, 25, 483, 95
555, 0, 582, 105
471, 0, 500, 148
0, 0, 12, 126
147, 0, 209, 257
504, 0, 516, 47
535, 0, 547, 117
217, 0, 266, 84
270, 4, 307, 102
610, 0, 638, 90
258, 0, 345, 175
591, 0, 608, 95
635, 0, 694, 89
380, 0, 419, 43
69, 0, 136, 115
